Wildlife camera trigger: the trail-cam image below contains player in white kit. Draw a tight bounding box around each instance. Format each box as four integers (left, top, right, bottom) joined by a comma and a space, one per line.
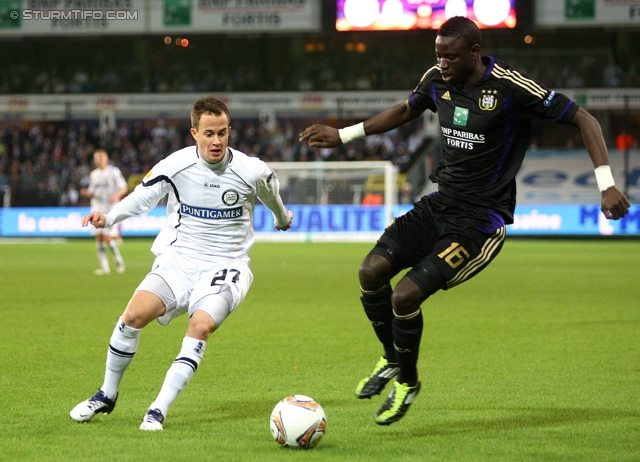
70, 97, 294, 431
81, 149, 128, 275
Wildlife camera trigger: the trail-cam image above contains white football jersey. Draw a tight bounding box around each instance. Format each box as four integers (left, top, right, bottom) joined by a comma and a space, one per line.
104, 146, 289, 263
88, 165, 127, 214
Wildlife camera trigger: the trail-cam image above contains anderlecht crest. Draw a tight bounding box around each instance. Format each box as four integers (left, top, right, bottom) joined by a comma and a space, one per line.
479, 89, 498, 111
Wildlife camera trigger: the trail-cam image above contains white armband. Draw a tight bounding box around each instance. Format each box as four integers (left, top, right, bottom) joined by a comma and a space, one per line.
338, 122, 365, 144
594, 165, 615, 192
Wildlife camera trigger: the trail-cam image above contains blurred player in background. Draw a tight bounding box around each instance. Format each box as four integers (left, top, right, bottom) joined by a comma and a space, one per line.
300, 16, 630, 426
71, 96, 293, 431
81, 149, 127, 275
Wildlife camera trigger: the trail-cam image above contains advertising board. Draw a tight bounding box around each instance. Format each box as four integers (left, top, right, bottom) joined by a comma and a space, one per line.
2, 204, 639, 239
0, 0, 321, 36
536, 0, 640, 27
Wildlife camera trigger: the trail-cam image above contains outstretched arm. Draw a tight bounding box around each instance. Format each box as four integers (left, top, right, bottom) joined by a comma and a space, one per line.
81, 181, 166, 229
571, 107, 630, 220
82, 211, 107, 228
256, 168, 294, 232
298, 100, 424, 148
275, 210, 294, 231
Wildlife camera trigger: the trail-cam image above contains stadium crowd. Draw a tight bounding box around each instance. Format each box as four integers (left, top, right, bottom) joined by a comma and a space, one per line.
3, 51, 638, 95
2, 34, 639, 95
0, 116, 426, 207
2, 116, 635, 208
1, 33, 638, 207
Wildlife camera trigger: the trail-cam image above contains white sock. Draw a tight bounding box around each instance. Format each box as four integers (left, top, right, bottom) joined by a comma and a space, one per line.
108, 240, 124, 266
101, 317, 141, 399
148, 337, 206, 417
97, 243, 109, 272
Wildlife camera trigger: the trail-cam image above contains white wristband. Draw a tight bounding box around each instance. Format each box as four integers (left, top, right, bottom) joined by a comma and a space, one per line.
594, 165, 615, 192
338, 122, 365, 144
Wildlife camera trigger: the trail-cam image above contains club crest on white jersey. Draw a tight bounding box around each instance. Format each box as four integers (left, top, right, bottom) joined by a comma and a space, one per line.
222, 190, 240, 205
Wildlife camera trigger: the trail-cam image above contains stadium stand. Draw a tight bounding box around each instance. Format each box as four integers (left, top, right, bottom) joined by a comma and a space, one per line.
1, 32, 639, 95
1, 23, 638, 207
0, 116, 427, 206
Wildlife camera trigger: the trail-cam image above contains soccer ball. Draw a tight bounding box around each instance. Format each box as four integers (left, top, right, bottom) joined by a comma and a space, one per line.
269, 395, 327, 449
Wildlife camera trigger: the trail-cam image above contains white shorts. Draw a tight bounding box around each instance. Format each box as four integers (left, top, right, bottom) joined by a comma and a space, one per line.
92, 224, 119, 238
137, 248, 253, 326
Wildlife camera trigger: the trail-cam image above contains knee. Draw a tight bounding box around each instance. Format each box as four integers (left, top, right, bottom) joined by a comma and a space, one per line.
189, 321, 212, 341
358, 261, 377, 290
122, 290, 167, 328
122, 302, 163, 329
359, 255, 391, 291
122, 308, 150, 329
391, 286, 424, 317
187, 311, 217, 341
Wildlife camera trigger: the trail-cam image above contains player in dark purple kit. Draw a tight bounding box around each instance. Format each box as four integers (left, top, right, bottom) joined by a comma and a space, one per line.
299, 16, 629, 425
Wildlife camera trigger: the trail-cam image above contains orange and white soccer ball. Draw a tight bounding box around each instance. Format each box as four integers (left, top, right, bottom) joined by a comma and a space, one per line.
269, 395, 327, 449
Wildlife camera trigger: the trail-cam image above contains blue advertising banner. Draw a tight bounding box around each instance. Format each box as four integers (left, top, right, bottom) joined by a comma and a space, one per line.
0, 205, 387, 237
397, 204, 640, 236
509, 204, 640, 235
1, 204, 639, 238
0, 207, 167, 237
253, 205, 385, 233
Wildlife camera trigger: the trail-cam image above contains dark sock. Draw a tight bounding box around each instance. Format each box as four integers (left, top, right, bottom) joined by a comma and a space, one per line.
392, 311, 423, 386
361, 285, 397, 363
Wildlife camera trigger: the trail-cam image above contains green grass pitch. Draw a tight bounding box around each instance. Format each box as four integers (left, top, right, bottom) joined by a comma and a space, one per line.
0, 238, 638, 461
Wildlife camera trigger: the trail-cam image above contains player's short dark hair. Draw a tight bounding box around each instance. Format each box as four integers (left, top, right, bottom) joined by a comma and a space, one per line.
438, 16, 482, 49
191, 96, 230, 129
